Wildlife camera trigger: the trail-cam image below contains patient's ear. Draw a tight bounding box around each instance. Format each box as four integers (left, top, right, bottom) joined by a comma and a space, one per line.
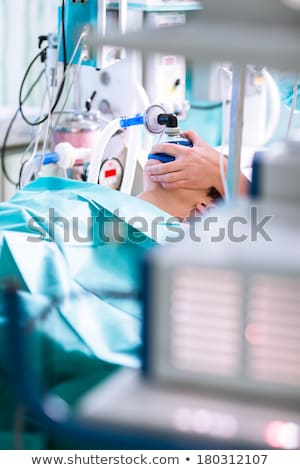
195, 198, 217, 215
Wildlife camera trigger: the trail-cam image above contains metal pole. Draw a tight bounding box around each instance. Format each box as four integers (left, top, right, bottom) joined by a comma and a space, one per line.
227, 64, 246, 199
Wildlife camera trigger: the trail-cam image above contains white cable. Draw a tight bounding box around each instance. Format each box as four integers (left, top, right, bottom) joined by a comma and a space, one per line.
21, 140, 35, 166
286, 72, 299, 140
50, 53, 86, 138
19, 82, 51, 188
31, 86, 51, 161
20, 32, 88, 189
220, 64, 229, 201
37, 29, 88, 174
39, 84, 59, 173
35, 25, 63, 174
19, 93, 53, 188
21, 84, 49, 164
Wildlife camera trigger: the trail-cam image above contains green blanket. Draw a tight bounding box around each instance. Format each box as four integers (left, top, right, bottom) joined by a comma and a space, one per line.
0, 177, 176, 448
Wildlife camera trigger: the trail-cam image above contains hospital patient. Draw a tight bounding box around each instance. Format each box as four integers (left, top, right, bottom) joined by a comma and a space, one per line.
138, 160, 221, 221
137, 130, 223, 221
137, 129, 249, 221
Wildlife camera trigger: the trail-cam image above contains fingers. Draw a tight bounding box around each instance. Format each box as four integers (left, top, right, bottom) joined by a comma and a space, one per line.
144, 160, 182, 176
149, 170, 185, 184
144, 160, 163, 172
160, 180, 189, 190
181, 130, 208, 147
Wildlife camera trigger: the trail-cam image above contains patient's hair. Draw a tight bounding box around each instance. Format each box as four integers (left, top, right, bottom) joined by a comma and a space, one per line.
207, 186, 222, 202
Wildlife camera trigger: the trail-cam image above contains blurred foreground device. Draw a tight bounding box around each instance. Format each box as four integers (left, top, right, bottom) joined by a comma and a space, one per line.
78, 138, 300, 449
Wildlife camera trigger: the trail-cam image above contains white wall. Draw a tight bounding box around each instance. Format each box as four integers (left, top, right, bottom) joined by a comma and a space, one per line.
0, 1, 58, 201
0, 0, 58, 110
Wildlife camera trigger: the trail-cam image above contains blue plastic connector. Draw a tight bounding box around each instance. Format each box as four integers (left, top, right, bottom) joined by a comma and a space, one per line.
35, 152, 59, 166
120, 114, 144, 129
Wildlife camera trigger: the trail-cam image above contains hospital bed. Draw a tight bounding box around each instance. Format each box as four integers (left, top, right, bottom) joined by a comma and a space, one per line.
0, 176, 176, 449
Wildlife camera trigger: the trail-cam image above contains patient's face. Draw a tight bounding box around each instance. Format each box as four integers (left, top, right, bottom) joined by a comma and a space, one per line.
142, 159, 215, 218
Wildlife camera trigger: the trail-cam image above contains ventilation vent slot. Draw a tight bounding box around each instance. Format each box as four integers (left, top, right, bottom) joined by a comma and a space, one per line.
247, 275, 300, 388
169, 267, 243, 377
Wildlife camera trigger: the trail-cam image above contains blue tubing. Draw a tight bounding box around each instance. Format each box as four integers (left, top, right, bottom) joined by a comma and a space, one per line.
35, 152, 59, 166
120, 114, 144, 128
